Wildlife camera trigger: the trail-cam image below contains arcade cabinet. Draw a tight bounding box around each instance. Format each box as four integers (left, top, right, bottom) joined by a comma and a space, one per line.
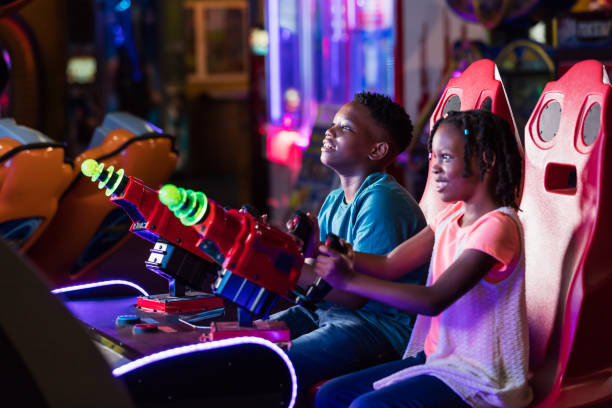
2, 237, 297, 407
0, 238, 133, 407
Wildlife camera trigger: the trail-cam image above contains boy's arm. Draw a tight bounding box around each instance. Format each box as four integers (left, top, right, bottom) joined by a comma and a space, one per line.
353, 226, 434, 280
315, 247, 498, 316
350, 188, 430, 281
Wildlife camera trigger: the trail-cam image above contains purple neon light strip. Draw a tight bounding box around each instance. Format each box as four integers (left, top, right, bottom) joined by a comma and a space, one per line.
51, 280, 149, 296
268, 0, 281, 122
112, 336, 297, 408
2, 50, 10, 69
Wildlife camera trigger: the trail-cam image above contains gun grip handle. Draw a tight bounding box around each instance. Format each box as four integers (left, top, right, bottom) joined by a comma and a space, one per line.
288, 210, 315, 255
305, 233, 347, 304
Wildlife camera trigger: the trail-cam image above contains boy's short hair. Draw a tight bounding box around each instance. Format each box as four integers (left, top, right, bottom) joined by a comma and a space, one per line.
353, 91, 413, 154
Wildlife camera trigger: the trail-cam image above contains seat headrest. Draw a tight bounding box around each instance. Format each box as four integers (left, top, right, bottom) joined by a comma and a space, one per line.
89, 112, 163, 149
0, 118, 54, 145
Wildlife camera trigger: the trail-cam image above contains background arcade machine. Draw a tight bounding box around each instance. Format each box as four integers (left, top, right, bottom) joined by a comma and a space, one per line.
265, 0, 401, 223
520, 60, 612, 407
0, 119, 73, 252
418, 58, 521, 223
495, 39, 556, 141
554, 2, 612, 80
0, 0, 44, 129
1, 238, 297, 407
27, 112, 177, 290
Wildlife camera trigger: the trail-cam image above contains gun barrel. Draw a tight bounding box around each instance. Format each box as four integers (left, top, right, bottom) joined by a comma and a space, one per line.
158, 184, 209, 226
81, 159, 127, 197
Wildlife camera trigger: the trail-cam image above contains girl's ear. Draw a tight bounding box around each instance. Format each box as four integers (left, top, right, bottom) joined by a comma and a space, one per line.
483, 151, 496, 172
368, 141, 390, 161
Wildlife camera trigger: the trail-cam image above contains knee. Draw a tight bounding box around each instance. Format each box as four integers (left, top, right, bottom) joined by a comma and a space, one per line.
315, 379, 347, 408
348, 394, 380, 408
315, 381, 335, 408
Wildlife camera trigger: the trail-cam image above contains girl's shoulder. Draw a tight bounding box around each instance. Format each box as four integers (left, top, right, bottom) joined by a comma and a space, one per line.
469, 207, 521, 242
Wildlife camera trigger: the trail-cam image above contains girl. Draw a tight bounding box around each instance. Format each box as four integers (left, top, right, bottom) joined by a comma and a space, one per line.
313, 110, 532, 408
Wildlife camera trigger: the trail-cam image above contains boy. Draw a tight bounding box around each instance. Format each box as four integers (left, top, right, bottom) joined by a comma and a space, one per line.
270, 92, 428, 389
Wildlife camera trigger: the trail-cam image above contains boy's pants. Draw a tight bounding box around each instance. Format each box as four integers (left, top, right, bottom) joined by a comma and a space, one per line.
269, 305, 402, 390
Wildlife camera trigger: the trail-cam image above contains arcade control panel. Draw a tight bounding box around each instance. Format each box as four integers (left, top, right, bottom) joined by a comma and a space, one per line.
57, 282, 291, 366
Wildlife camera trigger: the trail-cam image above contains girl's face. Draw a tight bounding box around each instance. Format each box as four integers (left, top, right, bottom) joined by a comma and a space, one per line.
430, 123, 481, 203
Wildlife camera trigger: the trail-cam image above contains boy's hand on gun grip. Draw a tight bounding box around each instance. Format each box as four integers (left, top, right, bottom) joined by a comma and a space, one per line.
314, 240, 356, 291
287, 211, 320, 258
305, 213, 321, 258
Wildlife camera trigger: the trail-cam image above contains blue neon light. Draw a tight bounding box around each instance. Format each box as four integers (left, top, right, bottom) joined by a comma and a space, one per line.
145, 121, 163, 133
112, 24, 125, 47
114, 0, 131, 12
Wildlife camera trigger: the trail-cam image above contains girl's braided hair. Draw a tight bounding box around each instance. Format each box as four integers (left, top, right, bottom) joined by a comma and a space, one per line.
428, 109, 523, 209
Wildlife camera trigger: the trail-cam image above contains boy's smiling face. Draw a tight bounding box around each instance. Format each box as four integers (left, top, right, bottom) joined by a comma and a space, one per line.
321, 102, 385, 175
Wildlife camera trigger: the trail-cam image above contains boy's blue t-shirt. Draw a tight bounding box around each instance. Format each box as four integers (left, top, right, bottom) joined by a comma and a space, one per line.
317, 172, 428, 354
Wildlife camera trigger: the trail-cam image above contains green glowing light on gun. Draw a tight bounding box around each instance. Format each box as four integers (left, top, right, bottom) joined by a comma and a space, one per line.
158, 184, 208, 226
80, 158, 125, 196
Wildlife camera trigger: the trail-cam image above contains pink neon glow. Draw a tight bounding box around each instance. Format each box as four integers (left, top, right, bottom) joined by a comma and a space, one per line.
294, 132, 310, 148
283, 114, 293, 128
113, 336, 297, 408
51, 280, 149, 296
267, 128, 299, 164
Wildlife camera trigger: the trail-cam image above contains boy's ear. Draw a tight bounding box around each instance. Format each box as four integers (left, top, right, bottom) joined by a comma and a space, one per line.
368, 141, 390, 161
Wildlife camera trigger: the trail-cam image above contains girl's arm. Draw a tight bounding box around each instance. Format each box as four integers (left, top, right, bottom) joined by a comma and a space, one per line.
314, 247, 498, 316
351, 226, 435, 280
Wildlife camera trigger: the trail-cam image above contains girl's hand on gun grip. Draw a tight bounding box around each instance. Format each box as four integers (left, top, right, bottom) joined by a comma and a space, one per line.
314, 243, 356, 291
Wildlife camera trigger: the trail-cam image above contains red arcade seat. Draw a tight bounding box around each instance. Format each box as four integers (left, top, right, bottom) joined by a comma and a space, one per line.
419, 58, 522, 222
520, 60, 612, 407
0, 119, 73, 252
27, 112, 178, 288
